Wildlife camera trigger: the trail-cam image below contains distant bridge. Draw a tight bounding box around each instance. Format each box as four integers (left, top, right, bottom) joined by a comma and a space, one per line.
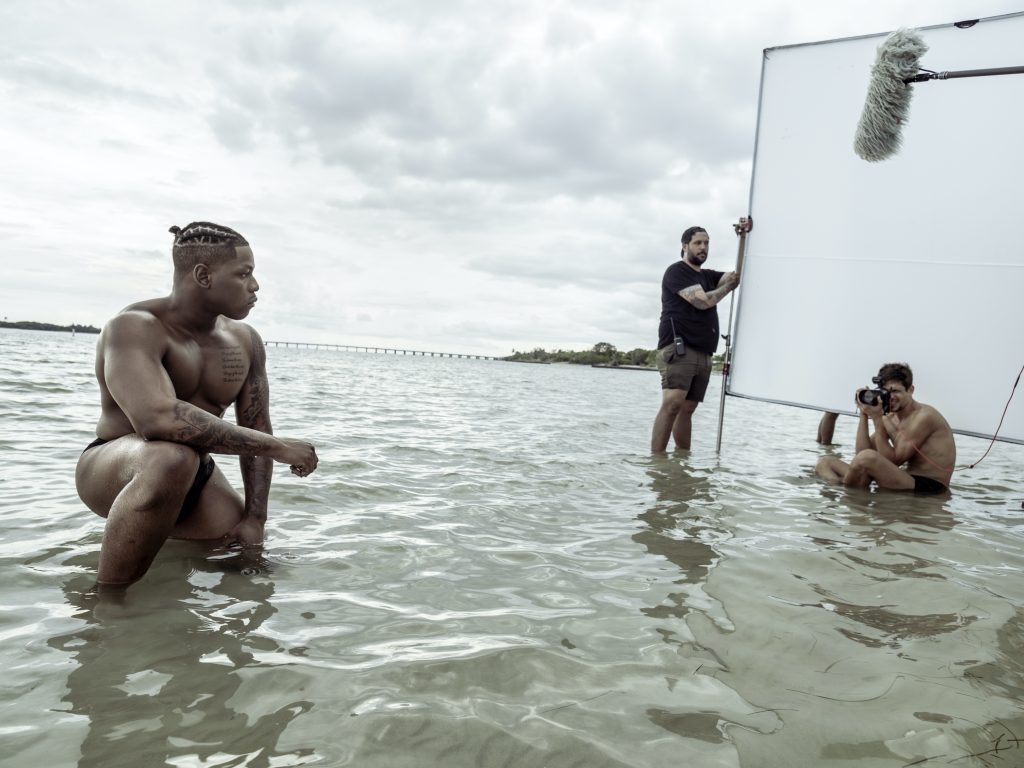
264, 340, 498, 360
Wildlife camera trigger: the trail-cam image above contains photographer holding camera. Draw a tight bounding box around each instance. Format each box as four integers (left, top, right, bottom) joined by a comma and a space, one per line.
815, 362, 955, 494
651, 226, 740, 452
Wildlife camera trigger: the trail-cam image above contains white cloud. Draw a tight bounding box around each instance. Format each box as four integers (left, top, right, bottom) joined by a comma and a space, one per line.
1, 0, 1020, 355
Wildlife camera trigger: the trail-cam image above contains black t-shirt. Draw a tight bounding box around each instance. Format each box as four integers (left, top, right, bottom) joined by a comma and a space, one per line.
657, 260, 724, 354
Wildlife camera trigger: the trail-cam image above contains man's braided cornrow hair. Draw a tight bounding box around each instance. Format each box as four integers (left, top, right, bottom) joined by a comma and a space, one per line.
169, 221, 249, 277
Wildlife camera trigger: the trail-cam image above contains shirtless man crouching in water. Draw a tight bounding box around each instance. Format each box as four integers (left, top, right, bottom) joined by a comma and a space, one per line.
76, 222, 318, 589
815, 362, 955, 494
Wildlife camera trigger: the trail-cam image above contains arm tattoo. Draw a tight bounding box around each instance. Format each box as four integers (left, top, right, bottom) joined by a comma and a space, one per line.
172, 401, 267, 454
241, 374, 269, 429
239, 325, 273, 520
681, 282, 734, 310
240, 327, 271, 431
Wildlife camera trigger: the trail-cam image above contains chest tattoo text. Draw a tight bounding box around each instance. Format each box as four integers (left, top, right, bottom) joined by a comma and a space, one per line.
221, 347, 247, 384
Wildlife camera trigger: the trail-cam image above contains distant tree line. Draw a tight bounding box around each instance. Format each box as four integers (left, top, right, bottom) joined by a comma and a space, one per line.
503, 342, 724, 370
0, 320, 100, 334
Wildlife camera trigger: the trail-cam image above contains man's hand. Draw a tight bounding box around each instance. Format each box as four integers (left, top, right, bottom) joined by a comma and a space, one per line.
222, 516, 265, 549
273, 438, 319, 477
854, 389, 884, 419
881, 412, 902, 438
721, 270, 740, 289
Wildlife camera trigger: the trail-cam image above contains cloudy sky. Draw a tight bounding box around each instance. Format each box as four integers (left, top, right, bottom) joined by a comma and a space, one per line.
1, 1, 1018, 356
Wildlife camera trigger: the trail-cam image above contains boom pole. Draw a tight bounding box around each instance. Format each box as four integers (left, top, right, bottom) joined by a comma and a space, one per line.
715, 216, 752, 453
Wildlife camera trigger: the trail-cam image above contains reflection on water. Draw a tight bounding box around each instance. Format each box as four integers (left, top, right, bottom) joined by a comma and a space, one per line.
814, 484, 957, 546
803, 493, 970, 651
637, 462, 719, 589
2, 328, 1024, 767
49, 551, 316, 767
636, 459, 727, 651
635, 458, 782, 746
632, 450, 1024, 766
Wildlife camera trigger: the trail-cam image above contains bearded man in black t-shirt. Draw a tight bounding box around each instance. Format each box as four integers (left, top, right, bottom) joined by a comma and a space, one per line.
651, 226, 739, 452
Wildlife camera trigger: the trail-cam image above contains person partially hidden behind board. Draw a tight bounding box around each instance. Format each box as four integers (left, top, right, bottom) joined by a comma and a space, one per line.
76, 222, 319, 589
816, 411, 839, 445
815, 362, 955, 494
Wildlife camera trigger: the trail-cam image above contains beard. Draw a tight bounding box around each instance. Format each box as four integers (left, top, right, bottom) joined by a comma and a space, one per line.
684, 250, 707, 267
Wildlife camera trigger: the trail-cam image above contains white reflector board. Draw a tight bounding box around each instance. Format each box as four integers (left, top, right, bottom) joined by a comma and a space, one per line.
730, 13, 1024, 443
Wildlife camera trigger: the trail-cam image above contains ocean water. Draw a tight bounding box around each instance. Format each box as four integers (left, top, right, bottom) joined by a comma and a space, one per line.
1, 326, 1023, 768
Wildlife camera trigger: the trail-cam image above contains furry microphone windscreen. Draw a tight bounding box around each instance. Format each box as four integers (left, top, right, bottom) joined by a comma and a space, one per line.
854, 29, 929, 162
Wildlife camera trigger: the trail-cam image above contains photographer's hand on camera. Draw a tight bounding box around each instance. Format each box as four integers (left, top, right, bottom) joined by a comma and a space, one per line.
854, 388, 883, 419
853, 386, 904, 465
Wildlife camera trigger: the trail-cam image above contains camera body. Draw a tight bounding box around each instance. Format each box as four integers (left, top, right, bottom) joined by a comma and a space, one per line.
857, 376, 891, 413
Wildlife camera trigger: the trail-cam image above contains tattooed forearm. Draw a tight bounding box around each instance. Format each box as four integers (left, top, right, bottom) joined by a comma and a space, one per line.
240, 454, 272, 520
171, 401, 271, 455
681, 282, 735, 310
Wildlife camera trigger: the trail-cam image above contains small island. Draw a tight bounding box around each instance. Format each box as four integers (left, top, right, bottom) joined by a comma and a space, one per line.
502, 342, 724, 371
1, 324, 723, 371
0, 320, 100, 334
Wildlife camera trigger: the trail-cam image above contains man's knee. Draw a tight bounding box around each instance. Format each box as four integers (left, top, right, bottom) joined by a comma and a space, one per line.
815, 456, 845, 481
850, 449, 880, 470
137, 440, 200, 476
841, 450, 880, 487
661, 389, 689, 413
132, 442, 201, 509
677, 399, 699, 415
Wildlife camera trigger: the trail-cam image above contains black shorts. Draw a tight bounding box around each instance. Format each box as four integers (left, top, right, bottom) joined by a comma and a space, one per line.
83, 437, 215, 522
655, 344, 712, 401
911, 474, 947, 495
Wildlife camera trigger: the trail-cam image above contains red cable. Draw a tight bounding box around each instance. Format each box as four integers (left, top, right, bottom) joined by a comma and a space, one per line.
900, 361, 1023, 472
956, 360, 1022, 470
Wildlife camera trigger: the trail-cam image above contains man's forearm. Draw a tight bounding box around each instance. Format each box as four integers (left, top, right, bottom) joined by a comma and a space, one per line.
871, 417, 897, 461
855, 415, 871, 452
686, 282, 736, 310
145, 400, 282, 457
241, 454, 273, 520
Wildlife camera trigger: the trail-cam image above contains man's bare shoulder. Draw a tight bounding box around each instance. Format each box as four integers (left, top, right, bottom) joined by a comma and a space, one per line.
908, 402, 953, 436
925, 403, 953, 433
120, 296, 169, 314
216, 317, 263, 349
101, 302, 172, 348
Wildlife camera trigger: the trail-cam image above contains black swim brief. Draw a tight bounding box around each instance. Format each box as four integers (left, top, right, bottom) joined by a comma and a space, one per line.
180, 455, 216, 522
911, 474, 947, 495
84, 436, 108, 452
83, 437, 216, 522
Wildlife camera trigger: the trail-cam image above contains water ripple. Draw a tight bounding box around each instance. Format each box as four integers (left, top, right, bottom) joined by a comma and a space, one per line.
2, 330, 1024, 767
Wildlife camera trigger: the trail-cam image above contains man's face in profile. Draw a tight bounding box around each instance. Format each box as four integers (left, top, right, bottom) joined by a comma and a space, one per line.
210, 246, 260, 320
684, 233, 709, 266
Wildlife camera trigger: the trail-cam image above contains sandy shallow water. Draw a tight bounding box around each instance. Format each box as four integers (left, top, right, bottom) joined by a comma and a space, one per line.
1, 327, 1022, 767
